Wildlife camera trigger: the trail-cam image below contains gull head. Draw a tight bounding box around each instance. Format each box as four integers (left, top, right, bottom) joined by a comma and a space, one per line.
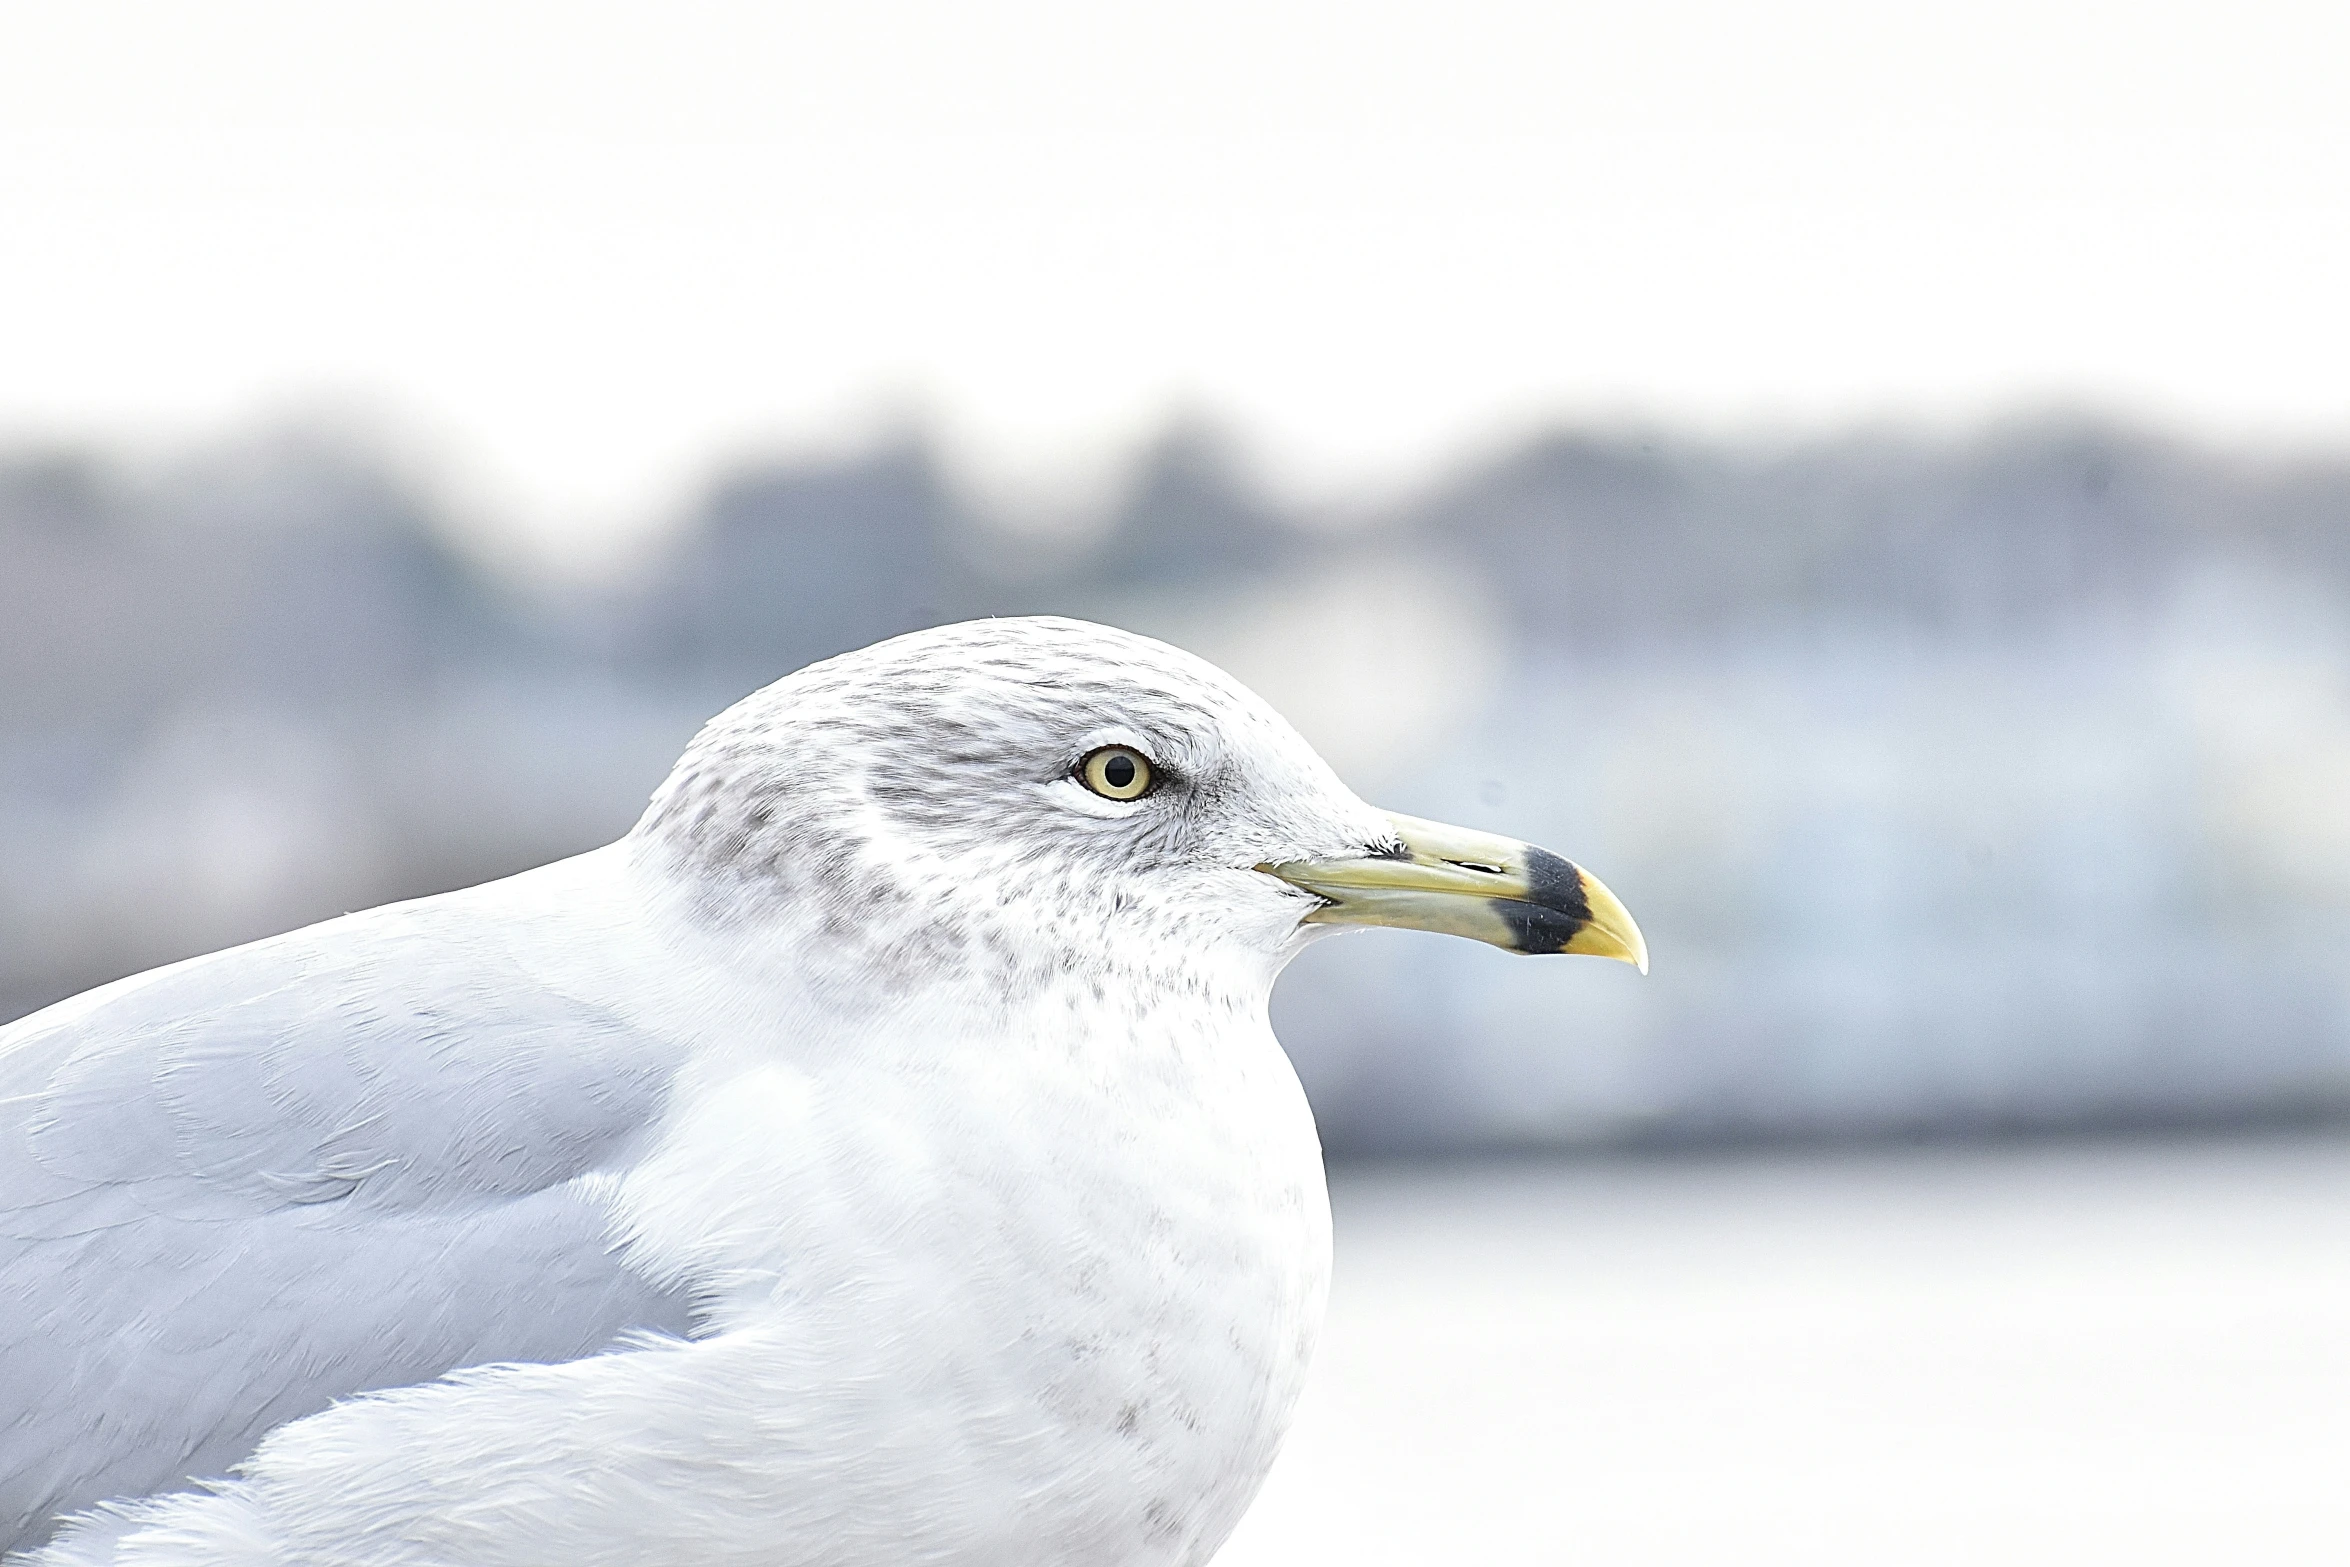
632, 616, 1644, 997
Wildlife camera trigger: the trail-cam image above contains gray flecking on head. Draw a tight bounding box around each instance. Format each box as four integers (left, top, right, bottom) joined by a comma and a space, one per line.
630, 615, 1647, 978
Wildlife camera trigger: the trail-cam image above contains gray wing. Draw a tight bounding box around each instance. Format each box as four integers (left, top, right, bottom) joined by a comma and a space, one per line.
0, 904, 697, 1554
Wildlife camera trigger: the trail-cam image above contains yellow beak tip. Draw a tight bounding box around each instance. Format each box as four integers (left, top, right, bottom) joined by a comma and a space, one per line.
1563, 872, 1648, 974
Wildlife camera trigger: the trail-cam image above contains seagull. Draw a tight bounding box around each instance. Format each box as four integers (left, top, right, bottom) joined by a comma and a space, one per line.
0, 616, 1643, 1567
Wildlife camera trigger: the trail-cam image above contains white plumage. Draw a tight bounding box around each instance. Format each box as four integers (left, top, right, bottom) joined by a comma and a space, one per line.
1, 616, 1638, 1566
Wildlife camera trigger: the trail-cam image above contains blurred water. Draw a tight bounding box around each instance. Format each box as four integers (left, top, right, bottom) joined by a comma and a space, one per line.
1220, 1135, 2350, 1565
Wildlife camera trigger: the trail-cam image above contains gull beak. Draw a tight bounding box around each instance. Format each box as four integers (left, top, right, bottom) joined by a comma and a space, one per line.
1258, 811, 1648, 971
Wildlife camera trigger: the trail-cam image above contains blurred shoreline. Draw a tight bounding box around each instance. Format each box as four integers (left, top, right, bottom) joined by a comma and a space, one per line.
6, 413, 2350, 1153
1320, 1104, 2350, 1169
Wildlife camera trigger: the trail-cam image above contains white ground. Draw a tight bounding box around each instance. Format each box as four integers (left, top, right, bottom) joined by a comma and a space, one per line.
1220, 1135, 2350, 1566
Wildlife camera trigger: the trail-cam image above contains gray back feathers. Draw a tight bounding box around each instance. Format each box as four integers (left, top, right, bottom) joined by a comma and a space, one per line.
0, 905, 695, 1554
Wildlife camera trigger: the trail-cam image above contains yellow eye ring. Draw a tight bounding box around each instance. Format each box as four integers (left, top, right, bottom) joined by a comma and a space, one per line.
1079, 745, 1155, 801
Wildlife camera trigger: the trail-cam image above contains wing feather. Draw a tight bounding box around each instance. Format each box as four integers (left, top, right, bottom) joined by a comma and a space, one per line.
0, 894, 696, 1554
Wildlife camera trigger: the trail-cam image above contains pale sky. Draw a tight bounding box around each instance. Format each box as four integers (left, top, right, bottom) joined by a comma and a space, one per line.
2, 0, 2345, 562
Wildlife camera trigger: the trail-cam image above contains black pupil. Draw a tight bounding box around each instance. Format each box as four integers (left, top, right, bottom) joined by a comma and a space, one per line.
1103, 753, 1136, 790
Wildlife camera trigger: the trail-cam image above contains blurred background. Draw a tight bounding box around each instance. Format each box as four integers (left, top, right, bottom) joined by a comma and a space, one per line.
4, 0, 2347, 1559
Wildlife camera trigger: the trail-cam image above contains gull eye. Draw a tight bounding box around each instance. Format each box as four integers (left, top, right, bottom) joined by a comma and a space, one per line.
1079, 745, 1155, 801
